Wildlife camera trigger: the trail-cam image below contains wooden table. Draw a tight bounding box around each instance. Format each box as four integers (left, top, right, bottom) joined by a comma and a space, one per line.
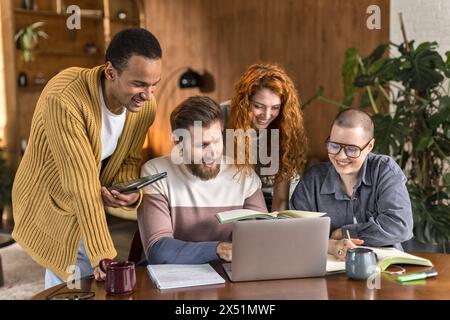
32, 252, 450, 300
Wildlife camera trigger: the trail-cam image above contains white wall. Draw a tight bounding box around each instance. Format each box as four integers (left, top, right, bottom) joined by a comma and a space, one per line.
390, 0, 450, 57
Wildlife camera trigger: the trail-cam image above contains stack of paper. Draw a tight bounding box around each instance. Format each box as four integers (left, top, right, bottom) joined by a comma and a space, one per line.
147, 264, 225, 290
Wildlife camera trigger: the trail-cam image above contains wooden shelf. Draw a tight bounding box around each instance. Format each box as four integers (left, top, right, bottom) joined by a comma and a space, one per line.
34, 50, 104, 59
17, 84, 46, 91
14, 8, 104, 20
110, 18, 140, 24
14, 8, 60, 17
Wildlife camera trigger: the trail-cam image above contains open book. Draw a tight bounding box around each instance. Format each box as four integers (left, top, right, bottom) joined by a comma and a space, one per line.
215, 209, 326, 224
326, 246, 433, 273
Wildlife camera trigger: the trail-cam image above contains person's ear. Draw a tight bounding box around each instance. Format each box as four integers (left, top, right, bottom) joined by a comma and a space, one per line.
172, 136, 183, 152
368, 138, 375, 152
104, 62, 116, 81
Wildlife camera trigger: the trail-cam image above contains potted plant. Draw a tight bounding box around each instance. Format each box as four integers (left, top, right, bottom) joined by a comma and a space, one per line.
306, 39, 450, 252
14, 21, 48, 62
0, 143, 12, 222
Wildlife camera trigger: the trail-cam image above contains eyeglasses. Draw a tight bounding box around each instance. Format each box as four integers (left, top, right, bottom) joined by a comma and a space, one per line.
46, 291, 95, 300
325, 137, 373, 158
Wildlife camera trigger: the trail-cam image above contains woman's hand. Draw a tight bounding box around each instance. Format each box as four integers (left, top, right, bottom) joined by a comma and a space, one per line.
329, 238, 364, 261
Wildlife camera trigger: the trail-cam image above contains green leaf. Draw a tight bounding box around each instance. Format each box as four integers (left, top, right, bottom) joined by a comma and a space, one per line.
354, 74, 375, 87
30, 21, 45, 29
428, 96, 450, 129
416, 41, 438, 52
445, 51, 450, 66
37, 30, 48, 39
411, 188, 450, 244
372, 113, 409, 155
360, 89, 378, 108
342, 48, 361, 106
369, 57, 387, 74
399, 44, 445, 91
444, 68, 450, 78
302, 86, 324, 110
374, 59, 400, 83
414, 135, 433, 152
426, 191, 450, 205
363, 44, 388, 67
400, 60, 412, 69
441, 51, 450, 77
444, 173, 450, 186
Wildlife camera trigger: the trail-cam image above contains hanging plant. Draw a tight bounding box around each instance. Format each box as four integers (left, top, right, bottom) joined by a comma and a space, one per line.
14, 21, 48, 62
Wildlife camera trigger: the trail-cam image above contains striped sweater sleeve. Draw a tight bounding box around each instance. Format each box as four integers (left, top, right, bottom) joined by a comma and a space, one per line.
43, 95, 116, 267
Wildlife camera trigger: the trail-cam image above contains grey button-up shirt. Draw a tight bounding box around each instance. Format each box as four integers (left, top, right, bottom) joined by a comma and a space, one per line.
290, 153, 413, 250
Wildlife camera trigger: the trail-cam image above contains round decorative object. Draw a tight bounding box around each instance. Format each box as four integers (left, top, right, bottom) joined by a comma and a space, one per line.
33, 72, 46, 85
18, 72, 28, 87
117, 11, 127, 20
84, 42, 98, 55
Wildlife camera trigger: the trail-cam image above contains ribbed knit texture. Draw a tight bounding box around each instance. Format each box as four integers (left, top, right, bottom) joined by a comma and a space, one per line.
12, 65, 156, 280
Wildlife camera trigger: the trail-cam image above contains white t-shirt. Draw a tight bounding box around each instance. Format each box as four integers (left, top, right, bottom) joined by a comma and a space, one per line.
99, 82, 126, 161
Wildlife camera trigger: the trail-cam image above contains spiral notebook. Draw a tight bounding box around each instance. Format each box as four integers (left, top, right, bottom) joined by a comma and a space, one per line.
147, 264, 225, 290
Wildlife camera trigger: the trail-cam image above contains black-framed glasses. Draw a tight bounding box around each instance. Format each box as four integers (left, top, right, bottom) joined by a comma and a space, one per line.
46, 291, 95, 300
325, 137, 373, 158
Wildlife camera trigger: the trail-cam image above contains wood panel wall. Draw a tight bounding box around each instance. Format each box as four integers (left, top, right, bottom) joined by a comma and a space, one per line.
0, 0, 19, 170
143, 0, 389, 161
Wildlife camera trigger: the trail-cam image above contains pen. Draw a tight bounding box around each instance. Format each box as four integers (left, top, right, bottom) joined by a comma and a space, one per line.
346, 230, 353, 245
396, 269, 438, 283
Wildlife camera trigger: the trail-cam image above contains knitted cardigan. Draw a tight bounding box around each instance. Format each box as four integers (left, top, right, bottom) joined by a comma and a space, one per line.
12, 65, 156, 280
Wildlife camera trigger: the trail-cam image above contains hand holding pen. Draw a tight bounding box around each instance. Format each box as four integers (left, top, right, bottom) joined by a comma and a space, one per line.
333, 230, 364, 260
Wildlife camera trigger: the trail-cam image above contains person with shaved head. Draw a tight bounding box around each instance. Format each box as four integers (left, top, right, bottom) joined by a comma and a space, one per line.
290, 108, 413, 252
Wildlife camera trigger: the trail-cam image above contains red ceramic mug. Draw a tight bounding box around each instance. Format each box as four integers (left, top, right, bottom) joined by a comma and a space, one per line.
100, 259, 136, 295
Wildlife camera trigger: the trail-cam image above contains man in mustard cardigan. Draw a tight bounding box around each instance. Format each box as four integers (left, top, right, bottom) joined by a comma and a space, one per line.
12, 28, 162, 289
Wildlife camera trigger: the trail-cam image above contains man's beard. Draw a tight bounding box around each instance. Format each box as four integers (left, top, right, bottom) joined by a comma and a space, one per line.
185, 163, 221, 181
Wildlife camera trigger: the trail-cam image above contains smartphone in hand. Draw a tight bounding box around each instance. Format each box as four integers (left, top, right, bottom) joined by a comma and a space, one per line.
108, 172, 167, 194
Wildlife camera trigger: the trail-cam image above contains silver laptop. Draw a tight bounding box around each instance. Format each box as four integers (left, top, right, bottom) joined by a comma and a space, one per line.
222, 217, 330, 282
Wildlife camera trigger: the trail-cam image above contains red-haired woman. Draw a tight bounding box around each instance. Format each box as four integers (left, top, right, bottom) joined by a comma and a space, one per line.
223, 63, 308, 211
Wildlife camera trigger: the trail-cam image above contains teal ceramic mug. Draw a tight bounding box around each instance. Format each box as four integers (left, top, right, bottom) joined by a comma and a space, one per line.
345, 248, 378, 280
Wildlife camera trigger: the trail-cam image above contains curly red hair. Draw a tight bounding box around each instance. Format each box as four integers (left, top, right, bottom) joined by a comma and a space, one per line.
229, 63, 308, 181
